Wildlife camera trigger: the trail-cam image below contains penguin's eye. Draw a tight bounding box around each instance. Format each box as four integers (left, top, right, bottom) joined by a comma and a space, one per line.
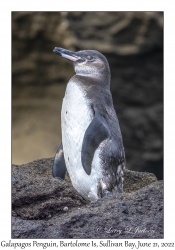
86, 55, 94, 61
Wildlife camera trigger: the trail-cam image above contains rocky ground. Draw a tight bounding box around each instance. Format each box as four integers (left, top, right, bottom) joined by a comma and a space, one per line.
12, 158, 163, 239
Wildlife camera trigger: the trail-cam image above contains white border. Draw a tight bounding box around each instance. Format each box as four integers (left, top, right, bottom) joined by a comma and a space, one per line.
0, 0, 175, 245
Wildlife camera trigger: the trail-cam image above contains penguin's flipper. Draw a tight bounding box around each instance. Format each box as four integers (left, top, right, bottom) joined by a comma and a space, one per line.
81, 108, 109, 175
52, 142, 67, 180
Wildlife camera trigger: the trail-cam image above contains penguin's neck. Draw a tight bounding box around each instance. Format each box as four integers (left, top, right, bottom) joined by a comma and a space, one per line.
74, 71, 111, 86
70, 75, 110, 91
74, 66, 110, 82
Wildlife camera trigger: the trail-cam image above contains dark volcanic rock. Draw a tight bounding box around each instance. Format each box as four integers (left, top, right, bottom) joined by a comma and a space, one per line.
124, 168, 157, 193
12, 158, 87, 220
66, 12, 163, 55
12, 158, 163, 239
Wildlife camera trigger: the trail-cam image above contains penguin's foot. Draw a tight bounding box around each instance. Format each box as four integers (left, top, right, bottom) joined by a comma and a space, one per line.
97, 178, 113, 198
101, 190, 113, 199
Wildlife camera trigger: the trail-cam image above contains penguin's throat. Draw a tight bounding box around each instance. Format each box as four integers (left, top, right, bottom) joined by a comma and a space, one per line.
74, 65, 110, 79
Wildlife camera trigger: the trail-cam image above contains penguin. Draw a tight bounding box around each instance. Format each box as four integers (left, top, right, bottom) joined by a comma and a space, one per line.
52, 47, 126, 201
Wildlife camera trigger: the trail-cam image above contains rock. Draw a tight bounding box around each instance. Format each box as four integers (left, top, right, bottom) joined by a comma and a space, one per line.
12, 158, 163, 238
65, 12, 163, 55
12, 158, 87, 220
123, 168, 157, 193
63, 207, 68, 212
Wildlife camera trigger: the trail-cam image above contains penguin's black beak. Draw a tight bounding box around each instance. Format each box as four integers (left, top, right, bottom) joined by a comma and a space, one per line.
53, 47, 81, 62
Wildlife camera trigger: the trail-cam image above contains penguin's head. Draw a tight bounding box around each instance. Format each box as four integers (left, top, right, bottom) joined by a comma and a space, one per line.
53, 47, 110, 78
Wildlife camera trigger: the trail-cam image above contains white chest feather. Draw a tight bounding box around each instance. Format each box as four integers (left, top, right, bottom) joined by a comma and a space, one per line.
61, 80, 103, 200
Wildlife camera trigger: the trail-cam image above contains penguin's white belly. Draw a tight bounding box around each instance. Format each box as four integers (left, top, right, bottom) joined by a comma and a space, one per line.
61, 81, 103, 200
